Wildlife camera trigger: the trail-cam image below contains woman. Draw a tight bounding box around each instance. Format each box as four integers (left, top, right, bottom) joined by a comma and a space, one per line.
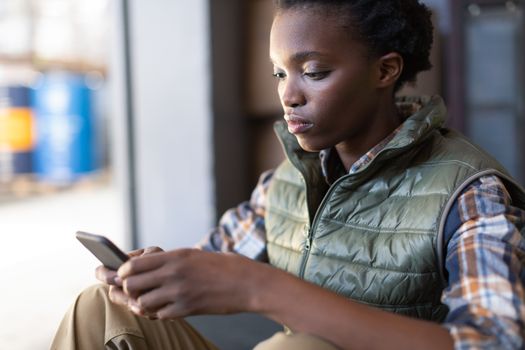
52, 1, 525, 349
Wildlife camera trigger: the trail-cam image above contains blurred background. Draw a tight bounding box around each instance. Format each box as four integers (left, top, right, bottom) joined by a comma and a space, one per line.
0, 0, 522, 349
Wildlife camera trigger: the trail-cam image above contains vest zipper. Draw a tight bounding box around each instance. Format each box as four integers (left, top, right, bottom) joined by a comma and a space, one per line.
298, 226, 312, 278
304, 224, 311, 251
298, 174, 352, 279
296, 153, 400, 279
286, 125, 417, 279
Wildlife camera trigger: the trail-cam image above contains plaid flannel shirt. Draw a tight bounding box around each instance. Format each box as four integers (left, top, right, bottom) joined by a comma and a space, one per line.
198, 130, 525, 349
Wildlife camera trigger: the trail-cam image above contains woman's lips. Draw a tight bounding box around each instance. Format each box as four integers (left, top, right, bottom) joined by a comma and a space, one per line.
285, 114, 314, 134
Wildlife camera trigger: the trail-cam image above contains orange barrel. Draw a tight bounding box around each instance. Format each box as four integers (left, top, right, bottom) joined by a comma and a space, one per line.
0, 86, 33, 180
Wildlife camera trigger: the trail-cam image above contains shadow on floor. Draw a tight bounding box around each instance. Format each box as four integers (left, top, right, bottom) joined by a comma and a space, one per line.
187, 313, 282, 350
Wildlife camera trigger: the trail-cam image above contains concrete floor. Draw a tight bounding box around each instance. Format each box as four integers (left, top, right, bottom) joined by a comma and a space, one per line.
0, 184, 125, 350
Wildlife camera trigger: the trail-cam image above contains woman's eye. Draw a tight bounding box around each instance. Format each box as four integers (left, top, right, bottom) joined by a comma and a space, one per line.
272, 72, 286, 80
303, 71, 330, 80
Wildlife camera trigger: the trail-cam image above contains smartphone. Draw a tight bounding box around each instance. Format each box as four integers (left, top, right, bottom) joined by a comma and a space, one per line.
76, 231, 129, 270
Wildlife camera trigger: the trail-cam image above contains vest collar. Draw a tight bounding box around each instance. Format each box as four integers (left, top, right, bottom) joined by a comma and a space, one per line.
274, 95, 447, 176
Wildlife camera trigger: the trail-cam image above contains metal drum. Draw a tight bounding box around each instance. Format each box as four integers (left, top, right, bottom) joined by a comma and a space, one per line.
0, 85, 33, 181
32, 72, 97, 184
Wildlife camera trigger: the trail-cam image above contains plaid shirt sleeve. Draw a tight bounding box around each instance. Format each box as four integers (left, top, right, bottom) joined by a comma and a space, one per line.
196, 169, 273, 261
442, 175, 525, 349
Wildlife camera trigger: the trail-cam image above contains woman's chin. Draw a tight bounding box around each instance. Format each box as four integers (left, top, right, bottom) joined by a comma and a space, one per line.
296, 137, 327, 153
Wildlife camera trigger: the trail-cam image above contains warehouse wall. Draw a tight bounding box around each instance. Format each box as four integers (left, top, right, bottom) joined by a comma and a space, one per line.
118, 0, 215, 249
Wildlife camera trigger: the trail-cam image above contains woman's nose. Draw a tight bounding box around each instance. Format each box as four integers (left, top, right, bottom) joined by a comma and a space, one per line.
280, 79, 306, 108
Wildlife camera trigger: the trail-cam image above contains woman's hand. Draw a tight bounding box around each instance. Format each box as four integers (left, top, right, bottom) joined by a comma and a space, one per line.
95, 246, 164, 308
116, 249, 264, 319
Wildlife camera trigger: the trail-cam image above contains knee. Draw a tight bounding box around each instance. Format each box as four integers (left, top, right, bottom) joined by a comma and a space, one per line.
74, 283, 111, 312
80, 283, 109, 300
83, 283, 109, 295
51, 284, 112, 347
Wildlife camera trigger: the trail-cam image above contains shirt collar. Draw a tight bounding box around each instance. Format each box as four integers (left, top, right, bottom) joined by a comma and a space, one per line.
319, 126, 402, 185
317, 94, 425, 185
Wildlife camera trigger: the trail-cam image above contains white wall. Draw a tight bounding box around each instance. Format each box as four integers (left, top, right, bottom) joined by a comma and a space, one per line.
109, 0, 133, 250
122, 0, 215, 249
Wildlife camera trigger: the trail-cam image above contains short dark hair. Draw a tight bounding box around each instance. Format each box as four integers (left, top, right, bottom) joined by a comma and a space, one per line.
274, 0, 434, 91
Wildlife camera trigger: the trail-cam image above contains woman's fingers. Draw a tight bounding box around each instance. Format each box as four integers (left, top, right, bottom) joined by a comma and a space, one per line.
108, 285, 129, 306
118, 249, 193, 279
127, 246, 163, 258
119, 250, 182, 297
133, 285, 176, 314
94, 247, 164, 287
156, 302, 190, 320
142, 246, 164, 255
116, 249, 245, 319
95, 265, 120, 285
127, 248, 145, 258
118, 251, 165, 278
122, 268, 167, 298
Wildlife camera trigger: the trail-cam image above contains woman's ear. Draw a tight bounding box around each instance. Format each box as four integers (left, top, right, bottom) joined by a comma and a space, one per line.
375, 52, 404, 88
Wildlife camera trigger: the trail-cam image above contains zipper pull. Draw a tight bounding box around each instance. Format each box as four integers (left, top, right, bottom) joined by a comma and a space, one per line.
303, 224, 311, 250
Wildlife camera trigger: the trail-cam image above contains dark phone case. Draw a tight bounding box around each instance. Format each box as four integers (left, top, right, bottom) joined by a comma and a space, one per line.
76, 231, 129, 270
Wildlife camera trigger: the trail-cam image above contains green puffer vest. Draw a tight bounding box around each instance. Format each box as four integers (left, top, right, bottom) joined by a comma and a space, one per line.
265, 96, 525, 321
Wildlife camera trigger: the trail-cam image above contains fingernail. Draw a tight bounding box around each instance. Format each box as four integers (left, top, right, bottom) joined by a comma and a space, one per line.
114, 276, 122, 285
130, 304, 141, 314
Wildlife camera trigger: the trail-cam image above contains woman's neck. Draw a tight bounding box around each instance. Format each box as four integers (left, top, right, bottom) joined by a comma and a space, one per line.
335, 101, 401, 172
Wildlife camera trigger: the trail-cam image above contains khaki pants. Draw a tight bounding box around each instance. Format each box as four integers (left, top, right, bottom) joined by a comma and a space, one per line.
50, 284, 338, 350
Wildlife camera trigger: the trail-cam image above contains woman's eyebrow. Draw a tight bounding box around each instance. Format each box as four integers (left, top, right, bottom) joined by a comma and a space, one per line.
270, 50, 327, 65
289, 51, 325, 62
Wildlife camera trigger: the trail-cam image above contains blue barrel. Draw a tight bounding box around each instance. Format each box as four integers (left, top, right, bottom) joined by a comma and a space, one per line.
0, 85, 34, 178
32, 72, 97, 183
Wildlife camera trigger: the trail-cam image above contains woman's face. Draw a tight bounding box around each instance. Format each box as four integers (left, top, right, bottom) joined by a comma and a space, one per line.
270, 8, 384, 152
